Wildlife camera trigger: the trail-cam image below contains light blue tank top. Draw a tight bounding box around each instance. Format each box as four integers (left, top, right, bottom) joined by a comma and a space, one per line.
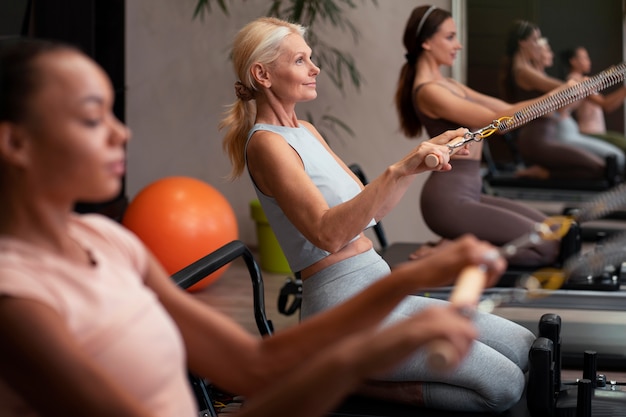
245, 123, 373, 272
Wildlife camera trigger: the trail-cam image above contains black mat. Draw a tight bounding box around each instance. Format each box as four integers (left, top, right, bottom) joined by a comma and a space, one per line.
330, 393, 531, 416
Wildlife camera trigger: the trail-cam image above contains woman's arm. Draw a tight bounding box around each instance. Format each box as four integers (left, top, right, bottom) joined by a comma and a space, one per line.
149, 235, 503, 398
246, 124, 465, 253
234, 304, 476, 417
587, 86, 626, 113
0, 297, 154, 417
0, 234, 498, 417
514, 63, 563, 94
417, 82, 506, 128
418, 79, 568, 132
300, 120, 467, 222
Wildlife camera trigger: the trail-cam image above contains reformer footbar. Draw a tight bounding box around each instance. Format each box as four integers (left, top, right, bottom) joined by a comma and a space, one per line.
424, 62, 626, 168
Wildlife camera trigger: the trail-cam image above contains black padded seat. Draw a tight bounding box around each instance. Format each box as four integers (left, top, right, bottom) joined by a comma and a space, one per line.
484, 172, 618, 202
330, 393, 531, 417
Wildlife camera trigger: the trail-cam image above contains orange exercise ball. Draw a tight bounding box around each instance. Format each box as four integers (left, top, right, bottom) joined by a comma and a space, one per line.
122, 176, 238, 291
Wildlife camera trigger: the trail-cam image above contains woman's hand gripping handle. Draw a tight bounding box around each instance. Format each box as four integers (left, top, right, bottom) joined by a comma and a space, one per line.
424, 135, 470, 168
425, 265, 488, 371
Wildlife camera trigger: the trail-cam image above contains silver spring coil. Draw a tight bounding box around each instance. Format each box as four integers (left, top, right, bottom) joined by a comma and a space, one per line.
573, 182, 626, 223
498, 62, 626, 133
565, 231, 626, 279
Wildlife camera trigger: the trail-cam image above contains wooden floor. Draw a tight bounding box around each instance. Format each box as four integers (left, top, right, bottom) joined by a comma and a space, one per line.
192, 255, 300, 335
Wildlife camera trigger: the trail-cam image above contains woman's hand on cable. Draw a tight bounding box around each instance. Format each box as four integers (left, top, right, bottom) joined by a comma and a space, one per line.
398, 128, 470, 174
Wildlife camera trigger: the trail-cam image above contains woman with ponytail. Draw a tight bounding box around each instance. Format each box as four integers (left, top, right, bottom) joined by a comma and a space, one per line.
393, 6, 588, 268
220, 16, 535, 413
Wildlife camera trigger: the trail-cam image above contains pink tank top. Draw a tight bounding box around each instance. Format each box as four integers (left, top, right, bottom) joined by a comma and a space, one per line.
0, 214, 196, 417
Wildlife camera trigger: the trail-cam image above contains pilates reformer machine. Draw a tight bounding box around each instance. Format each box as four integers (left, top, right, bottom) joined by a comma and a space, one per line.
174, 166, 626, 416
173, 235, 626, 417
417, 178, 626, 368
175, 63, 626, 417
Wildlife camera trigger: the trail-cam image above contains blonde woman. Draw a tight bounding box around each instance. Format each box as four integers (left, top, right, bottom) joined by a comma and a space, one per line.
221, 16, 534, 413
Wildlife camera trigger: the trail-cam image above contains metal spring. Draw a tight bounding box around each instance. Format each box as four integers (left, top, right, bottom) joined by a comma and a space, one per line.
572, 182, 626, 223
565, 231, 626, 279
498, 62, 626, 133
561, 182, 626, 277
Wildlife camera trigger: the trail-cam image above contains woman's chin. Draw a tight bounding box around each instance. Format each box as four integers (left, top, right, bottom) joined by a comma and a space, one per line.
78, 185, 123, 205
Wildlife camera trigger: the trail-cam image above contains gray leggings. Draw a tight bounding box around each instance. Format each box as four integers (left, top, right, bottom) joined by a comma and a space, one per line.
301, 249, 535, 413
421, 159, 560, 267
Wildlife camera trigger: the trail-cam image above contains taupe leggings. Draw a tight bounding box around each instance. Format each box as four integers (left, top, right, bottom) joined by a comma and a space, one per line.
516, 116, 606, 180
421, 159, 559, 267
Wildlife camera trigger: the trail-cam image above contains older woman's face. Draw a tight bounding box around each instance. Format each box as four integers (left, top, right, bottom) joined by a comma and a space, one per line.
264, 34, 320, 105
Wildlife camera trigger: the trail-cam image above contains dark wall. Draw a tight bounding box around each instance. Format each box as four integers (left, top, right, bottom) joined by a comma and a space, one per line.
0, 0, 30, 37
466, 0, 536, 99
467, 0, 624, 133
0, 0, 127, 220
28, 0, 126, 124
536, 0, 623, 133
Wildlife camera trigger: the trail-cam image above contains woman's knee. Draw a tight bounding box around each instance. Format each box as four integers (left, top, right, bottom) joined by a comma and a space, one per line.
484, 369, 526, 412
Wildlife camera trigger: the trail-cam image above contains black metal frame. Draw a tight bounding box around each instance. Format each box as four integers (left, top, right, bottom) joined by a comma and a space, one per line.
172, 240, 273, 417
172, 240, 273, 336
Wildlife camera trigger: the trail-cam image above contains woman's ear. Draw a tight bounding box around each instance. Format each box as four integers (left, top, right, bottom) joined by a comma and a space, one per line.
251, 63, 271, 88
0, 122, 30, 167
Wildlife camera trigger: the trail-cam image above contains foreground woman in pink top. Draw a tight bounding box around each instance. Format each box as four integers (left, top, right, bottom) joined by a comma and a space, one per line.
0, 39, 505, 417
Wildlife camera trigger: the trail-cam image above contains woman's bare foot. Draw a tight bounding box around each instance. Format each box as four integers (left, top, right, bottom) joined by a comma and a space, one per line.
408, 238, 451, 260
515, 165, 550, 179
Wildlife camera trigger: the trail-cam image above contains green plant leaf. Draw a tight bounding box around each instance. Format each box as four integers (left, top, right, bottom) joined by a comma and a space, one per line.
193, 0, 231, 19
304, 110, 355, 146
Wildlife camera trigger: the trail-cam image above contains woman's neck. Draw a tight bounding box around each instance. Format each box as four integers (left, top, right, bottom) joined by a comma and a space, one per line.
254, 94, 300, 127
1, 206, 96, 267
415, 59, 446, 86
0, 184, 71, 241
568, 69, 584, 79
